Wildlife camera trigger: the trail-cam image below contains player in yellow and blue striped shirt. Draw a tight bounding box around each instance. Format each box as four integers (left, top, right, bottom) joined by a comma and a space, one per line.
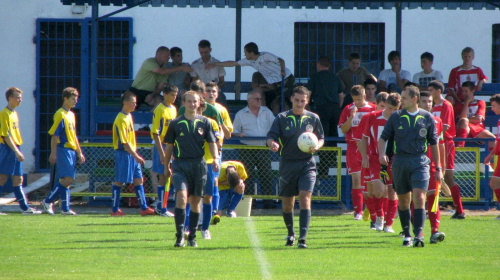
41, 87, 86, 215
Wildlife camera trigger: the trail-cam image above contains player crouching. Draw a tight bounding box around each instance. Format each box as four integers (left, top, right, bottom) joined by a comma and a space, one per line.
217, 161, 248, 219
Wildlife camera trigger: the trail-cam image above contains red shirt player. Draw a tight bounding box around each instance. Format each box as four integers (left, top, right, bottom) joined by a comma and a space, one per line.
339, 85, 376, 219
484, 94, 500, 220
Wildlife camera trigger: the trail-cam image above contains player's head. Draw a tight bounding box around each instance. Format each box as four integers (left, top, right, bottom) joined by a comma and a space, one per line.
247, 89, 263, 109
62, 87, 79, 108
490, 94, 500, 115
316, 56, 331, 70
244, 42, 259, 60
401, 85, 419, 110
420, 52, 434, 71
198, 40, 212, 60
418, 90, 433, 112
182, 90, 201, 113
196, 97, 207, 114
375, 92, 388, 110
291, 86, 310, 111
5, 87, 22, 107
205, 82, 219, 103
348, 53, 361, 71
461, 81, 475, 93
351, 85, 366, 107
121, 91, 137, 112
190, 80, 206, 95
155, 46, 170, 64
388, 50, 401, 65
385, 92, 401, 114
170, 47, 183, 64
364, 78, 377, 100
227, 167, 242, 188
428, 80, 444, 95
461, 47, 474, 64
163, 84, 178, 104
403, 81, 418, 90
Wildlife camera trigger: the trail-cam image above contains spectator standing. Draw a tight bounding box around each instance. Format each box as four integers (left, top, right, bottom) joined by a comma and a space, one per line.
337, 53, 377, 108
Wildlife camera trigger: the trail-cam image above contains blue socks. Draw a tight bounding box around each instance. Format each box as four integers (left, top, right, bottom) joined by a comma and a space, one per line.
299, 209, 311, 240
157, 185, 165, 212
413, 208, 425, 239
184, 203, 191, 230
14, 186, 29, 211
134, 185, 148, 211
60, 187, 71, 212
112, 185, 121, 212
283, 211, 295, 237
212, 186, 220, 214
229, 192, 243, 211
399, 208, 412, 238
202, 202, 212, 231
45, 182, 63, 204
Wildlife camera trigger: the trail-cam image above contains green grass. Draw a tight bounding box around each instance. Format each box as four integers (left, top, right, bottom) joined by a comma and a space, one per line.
0, 213, 498, 280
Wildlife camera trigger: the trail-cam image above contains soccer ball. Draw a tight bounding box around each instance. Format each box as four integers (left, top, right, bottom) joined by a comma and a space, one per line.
297, 132, 318, 153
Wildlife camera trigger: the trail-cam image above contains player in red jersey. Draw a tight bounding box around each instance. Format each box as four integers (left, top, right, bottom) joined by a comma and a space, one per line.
357, 93, 400, 232
429, 80, 465, 219
419, 91, 446, 243
484, 94, 500, 220
446, 47, 487, 116
339, 85, 376, 219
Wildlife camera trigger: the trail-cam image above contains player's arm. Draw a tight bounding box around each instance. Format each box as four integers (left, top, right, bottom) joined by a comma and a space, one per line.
123, 142, 145, 165
439, 142, 446, 174
357, 136, 369, 169
152, 65, 192, 75
217, 76, 225, 88
163, 143, 174, 178
208, 142, 220, 173
266, 116, 280, 152
430, 144, 443, 181
74, 137, 86, 164
206, 61, 239, 69
470, 100, 486, 124
340, 106, 356, 134
49, 135, 58, 165
3, 136, 24, 162
152, 133, 165, 164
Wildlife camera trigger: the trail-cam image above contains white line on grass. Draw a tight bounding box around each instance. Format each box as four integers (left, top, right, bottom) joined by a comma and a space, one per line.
244, 217, 272, 280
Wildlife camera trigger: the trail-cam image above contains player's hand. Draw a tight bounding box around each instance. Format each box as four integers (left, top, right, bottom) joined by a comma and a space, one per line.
379, 155, 388, 166
435, 169, 443, 182
165, 165, 172, 178
159, 153, 165, 165
311, 144, 321, 154
350, 106, 357, 118
135, 154, 145, 165
269, 141, 279, 152
205, 63, 215, 70
392, 64, 401, 74
49, 153, 57, 165
380, 165, 391, 184
212, 160, 220, 173
182, 65, 193, 73
361, 157, 369, 169
77, 153, 86, 164
16, 151, 24, 162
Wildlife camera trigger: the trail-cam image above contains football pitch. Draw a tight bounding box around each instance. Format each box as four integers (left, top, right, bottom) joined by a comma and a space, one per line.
0, 213, 498, 280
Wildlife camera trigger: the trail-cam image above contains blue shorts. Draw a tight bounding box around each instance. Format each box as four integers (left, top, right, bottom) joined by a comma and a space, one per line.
205, 164, 216, 196
278, 158, 316, 197
114, 150, 143, 184
0, 143, 22, 176
56, 146, 76, 179
392, 155, 430, 195
152, 144, 166, 174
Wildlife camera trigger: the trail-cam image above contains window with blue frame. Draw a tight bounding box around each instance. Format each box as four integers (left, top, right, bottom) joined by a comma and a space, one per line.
294, 22, 385, 83
493, 24, 500, 83
36, 18, 133, 171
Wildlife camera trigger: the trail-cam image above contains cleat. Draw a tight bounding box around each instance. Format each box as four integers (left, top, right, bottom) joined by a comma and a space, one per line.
362, 207, 370, 221
383, 225, 395, 233
22, 208, 42, 215
111, 209, 125, 216
155, 207, 162, 215
174, 236, 185, 247
150, 199, 159, 207
297, 239, 308, 249
140, 207, 155, 216
201, 230, 212, 240
451, 212, 466, 219
399, 231, 405, 237
369, 222, 376, 230
226, 210, 237, 218
41, 200, 55, 215
430, 232, 445, 244
160, 211, 174, 217
285, 236, 295, 246
187, 238, 198, 247
211, 214, 221, 225
413, 237, 425, 248
61, 209, 77, 215
354, 213, 363, 220
375, 217, 384, 232
402, 237, 412, 247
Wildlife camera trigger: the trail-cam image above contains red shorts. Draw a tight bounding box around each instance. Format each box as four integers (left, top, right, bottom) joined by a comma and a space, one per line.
445, 139, 455, 170
493, 156, 500, 178
346, 142, 362, 174
361, 156, 393, 188
468, 123, 485, 138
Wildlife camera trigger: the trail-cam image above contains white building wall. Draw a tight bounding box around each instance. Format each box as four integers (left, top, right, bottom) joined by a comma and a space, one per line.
0, 0, 498, 172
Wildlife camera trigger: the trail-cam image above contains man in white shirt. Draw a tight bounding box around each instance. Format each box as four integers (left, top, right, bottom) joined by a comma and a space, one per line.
378, 50, 411, 94
412, 52, 443, 91
233, 89, 277, 208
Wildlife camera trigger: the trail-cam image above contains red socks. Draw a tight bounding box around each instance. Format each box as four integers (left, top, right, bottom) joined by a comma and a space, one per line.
352, 189, 364, 214
373, 197, 384, 218
451, 184, 464, 214
365, 196, 376, 222
427, 194, 441, 234
385, 199, 398, 226
456, 128, 468, 147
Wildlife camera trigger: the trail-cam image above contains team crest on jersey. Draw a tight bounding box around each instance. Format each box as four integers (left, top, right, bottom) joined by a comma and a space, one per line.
306, 124, 313, 132
419, 128, 427, 137
198, 127, 204, 135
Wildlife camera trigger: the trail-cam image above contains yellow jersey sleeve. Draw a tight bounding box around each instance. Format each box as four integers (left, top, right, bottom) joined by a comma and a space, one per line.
218, 161, 247, 190
48, 109, 78, 150
151, 104, 177, 143
0, 108, 22, 146
113, 113, 136, 151
216, 103, 233, 133
204, 118, 221, 163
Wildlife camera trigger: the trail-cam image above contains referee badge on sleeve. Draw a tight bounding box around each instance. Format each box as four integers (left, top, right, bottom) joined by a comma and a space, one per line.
198, 127, 204, 135
419, 128, 427, 137
306, 124, 313, 132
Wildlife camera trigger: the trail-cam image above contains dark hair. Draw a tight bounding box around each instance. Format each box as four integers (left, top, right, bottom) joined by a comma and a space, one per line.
170, 47, 182, 56
420, 90, 431, 98
420, 52, 434, 62
462, 47, 474, 56
244, 42, 259, 55
386, 92, 401, 107
388, 50, 401, 62
317, 56, 331, 68
364, 78, 377, 88
428, 80, 444, 93
156, 46, 169, 55
62, 87, 79, 100
291, 86, 311, 99
190, 80, 206, 94
5, 87, 22, 101
349, 53, 361, 61
376, 92, 388, 104
461, 81, 475, 91
121, 91, 136, 105
206, 81, 218, 91
351, 85, 365, 97
405, 85, 420, 102
404, 81, 418, 89
227, 167, 241, 188
163, 84, 178, 95
490, 94, 500, 105
198, 40, 211, 48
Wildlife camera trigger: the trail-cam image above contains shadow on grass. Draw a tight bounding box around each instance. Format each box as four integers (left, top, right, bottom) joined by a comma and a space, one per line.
63, 238, 162, 243
60, 231, 161, 234
77, 223, 165, 226
47, 245, 252, 251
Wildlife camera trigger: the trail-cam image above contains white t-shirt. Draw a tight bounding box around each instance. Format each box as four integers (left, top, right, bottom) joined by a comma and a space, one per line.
412, 70, 444, 87
238, 52, 292, 84
378, 69, 411, 93
190, 56, 226, 84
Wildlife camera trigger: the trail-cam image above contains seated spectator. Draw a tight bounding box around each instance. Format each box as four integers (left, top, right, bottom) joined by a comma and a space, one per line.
378, 50, 411, 93
412, 52, 443, 90
364, 78, 377, 104
337, 53, 377, 108
166, 47, 191, 108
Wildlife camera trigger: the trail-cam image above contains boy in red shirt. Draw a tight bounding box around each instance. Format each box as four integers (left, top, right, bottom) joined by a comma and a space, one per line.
484, 94, 500, 220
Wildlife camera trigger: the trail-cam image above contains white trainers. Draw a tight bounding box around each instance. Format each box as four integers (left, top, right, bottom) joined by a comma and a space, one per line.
61, 209, 77, 215
383, 225, 395, 233
201, 230, 212, 240
375, 217, 385, 231
22, 208, 42, 215
226, 210, 237, 218
41, 200, 55, 215
160, 210, 175, 217
354, 213, 363, 220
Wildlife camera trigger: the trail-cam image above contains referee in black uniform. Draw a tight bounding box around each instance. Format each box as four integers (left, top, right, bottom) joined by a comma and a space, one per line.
267, 86, 324, 249
164, 91, 220, 248
378, 85, 442, 247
